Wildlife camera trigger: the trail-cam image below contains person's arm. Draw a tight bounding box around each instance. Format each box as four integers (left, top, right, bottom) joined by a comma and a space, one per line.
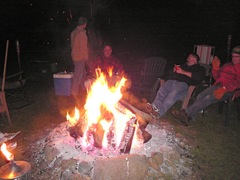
176, 69, 192, 77
174, 64, 192, 77
225, 64, 240, 92
176, 64, 206, 83
211, 56, 221, 80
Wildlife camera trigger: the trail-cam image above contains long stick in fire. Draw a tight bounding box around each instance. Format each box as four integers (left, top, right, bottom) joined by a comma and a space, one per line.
119, 99, 152, 124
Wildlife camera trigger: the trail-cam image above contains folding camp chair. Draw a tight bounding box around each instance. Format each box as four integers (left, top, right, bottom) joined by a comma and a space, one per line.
219, 88, 240, 126
3, 40, 33, 109
149, 62, 211, 110
1, 40, 33, 109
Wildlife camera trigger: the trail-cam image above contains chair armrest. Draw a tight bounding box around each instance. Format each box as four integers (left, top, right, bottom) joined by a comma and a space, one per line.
232, 88, 240, 100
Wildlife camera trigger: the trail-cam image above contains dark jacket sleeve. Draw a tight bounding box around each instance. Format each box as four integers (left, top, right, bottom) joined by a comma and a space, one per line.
163, 63, 206, 86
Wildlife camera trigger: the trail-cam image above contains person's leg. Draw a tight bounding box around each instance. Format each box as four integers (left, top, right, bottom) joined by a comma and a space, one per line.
71, 61, 85, 96
186, 86, 232, 119
171, 86, 234, 126
159, 81, 188, 116
152, 80, 176, 110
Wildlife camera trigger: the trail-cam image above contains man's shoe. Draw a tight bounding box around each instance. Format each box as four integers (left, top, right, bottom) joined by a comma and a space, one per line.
145, 103, 160, 119
171, 109, 191, 126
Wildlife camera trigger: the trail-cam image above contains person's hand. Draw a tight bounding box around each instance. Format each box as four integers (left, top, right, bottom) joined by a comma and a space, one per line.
213, 87, 227, 99
174, 64, 181, 73
212, 56, 221, 70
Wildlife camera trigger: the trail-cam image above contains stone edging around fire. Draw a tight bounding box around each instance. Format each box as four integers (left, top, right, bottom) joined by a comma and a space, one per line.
26, 120, 195, 179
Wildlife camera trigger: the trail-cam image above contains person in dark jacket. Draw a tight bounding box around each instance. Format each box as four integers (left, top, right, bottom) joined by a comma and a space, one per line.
84, 44, 124, 90
146, 53, 206, 118
172, 46, 240, 126
88, 44, 123, 78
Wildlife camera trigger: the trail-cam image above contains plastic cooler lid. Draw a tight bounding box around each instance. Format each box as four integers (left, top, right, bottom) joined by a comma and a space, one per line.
53, 72, 73, 78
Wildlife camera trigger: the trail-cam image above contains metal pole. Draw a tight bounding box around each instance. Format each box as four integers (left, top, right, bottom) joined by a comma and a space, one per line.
227, 34, 232, 62
16, 39, 22, 79
2, 40, 9, 91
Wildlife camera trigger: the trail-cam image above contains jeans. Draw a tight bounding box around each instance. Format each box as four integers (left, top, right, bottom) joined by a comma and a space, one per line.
71, 61, 86, 96
186, 85, 233, 119
152, 80, 188, 116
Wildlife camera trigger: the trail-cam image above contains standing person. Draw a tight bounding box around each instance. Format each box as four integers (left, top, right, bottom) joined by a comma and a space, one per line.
172, 46, 240, 126
70, 16, 88, 97
145, 53, 206, 119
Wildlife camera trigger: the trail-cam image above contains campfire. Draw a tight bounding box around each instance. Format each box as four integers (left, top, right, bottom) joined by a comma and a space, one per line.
66, 68, 150, 154
0, 69, 194, 179
12, 68, 193, 179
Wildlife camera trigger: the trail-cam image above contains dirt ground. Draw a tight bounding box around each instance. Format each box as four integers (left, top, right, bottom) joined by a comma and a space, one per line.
1, 60, 240, 179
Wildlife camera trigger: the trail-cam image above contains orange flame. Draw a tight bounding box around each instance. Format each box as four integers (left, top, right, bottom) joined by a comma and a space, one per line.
66, 107, 80, 127
67, 68, 137, 149
1, 143, 14, 161
107, 66, 113, 77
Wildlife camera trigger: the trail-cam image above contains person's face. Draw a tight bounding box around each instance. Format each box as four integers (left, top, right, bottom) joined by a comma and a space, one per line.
186, 54, 198, 66
232, 53, 240, 65
103, 46, 112, 58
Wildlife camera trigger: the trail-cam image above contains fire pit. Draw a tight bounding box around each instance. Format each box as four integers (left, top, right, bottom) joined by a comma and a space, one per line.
26, 120, 194, 179
24, 69, 194, 179
63, 69, 153, 155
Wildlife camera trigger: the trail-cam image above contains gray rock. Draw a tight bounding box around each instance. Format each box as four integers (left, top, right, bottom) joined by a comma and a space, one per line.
61, 158, 79, 172
44, 142, 60, 164
151, 152, 164, 165
93, 154, 148, 180
78, 161, 92, 175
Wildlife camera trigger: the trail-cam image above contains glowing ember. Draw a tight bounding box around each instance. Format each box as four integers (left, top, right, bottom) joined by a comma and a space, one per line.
66, 68, 139, 152
1, 143, 14, 161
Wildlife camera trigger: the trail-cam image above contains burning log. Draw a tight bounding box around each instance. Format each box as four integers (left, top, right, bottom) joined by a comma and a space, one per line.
120, 99, 152, 124
92, 123, 105, 148
68, 126, 79, 139
119, 100, 153, 143
118, 117, 137, 154
67, 120, 84, 139
139, 127, 152, 143
66, 107, 84, 139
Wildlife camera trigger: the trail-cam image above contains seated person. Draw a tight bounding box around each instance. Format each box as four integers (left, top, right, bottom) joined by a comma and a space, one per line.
145, 53, 206, 119
172, 46, 240, 126
85, 44, 124, 89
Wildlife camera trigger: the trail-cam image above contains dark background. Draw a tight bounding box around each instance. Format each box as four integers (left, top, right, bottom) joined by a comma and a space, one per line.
0, 0, 240, 75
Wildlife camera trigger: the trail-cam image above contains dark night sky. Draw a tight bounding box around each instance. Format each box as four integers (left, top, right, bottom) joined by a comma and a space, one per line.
0, 0, 240, 63
105, 0, 240, 59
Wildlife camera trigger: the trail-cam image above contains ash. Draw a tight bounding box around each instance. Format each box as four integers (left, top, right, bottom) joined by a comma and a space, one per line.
24, 120, 195, 179
130, 123, 175, 156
